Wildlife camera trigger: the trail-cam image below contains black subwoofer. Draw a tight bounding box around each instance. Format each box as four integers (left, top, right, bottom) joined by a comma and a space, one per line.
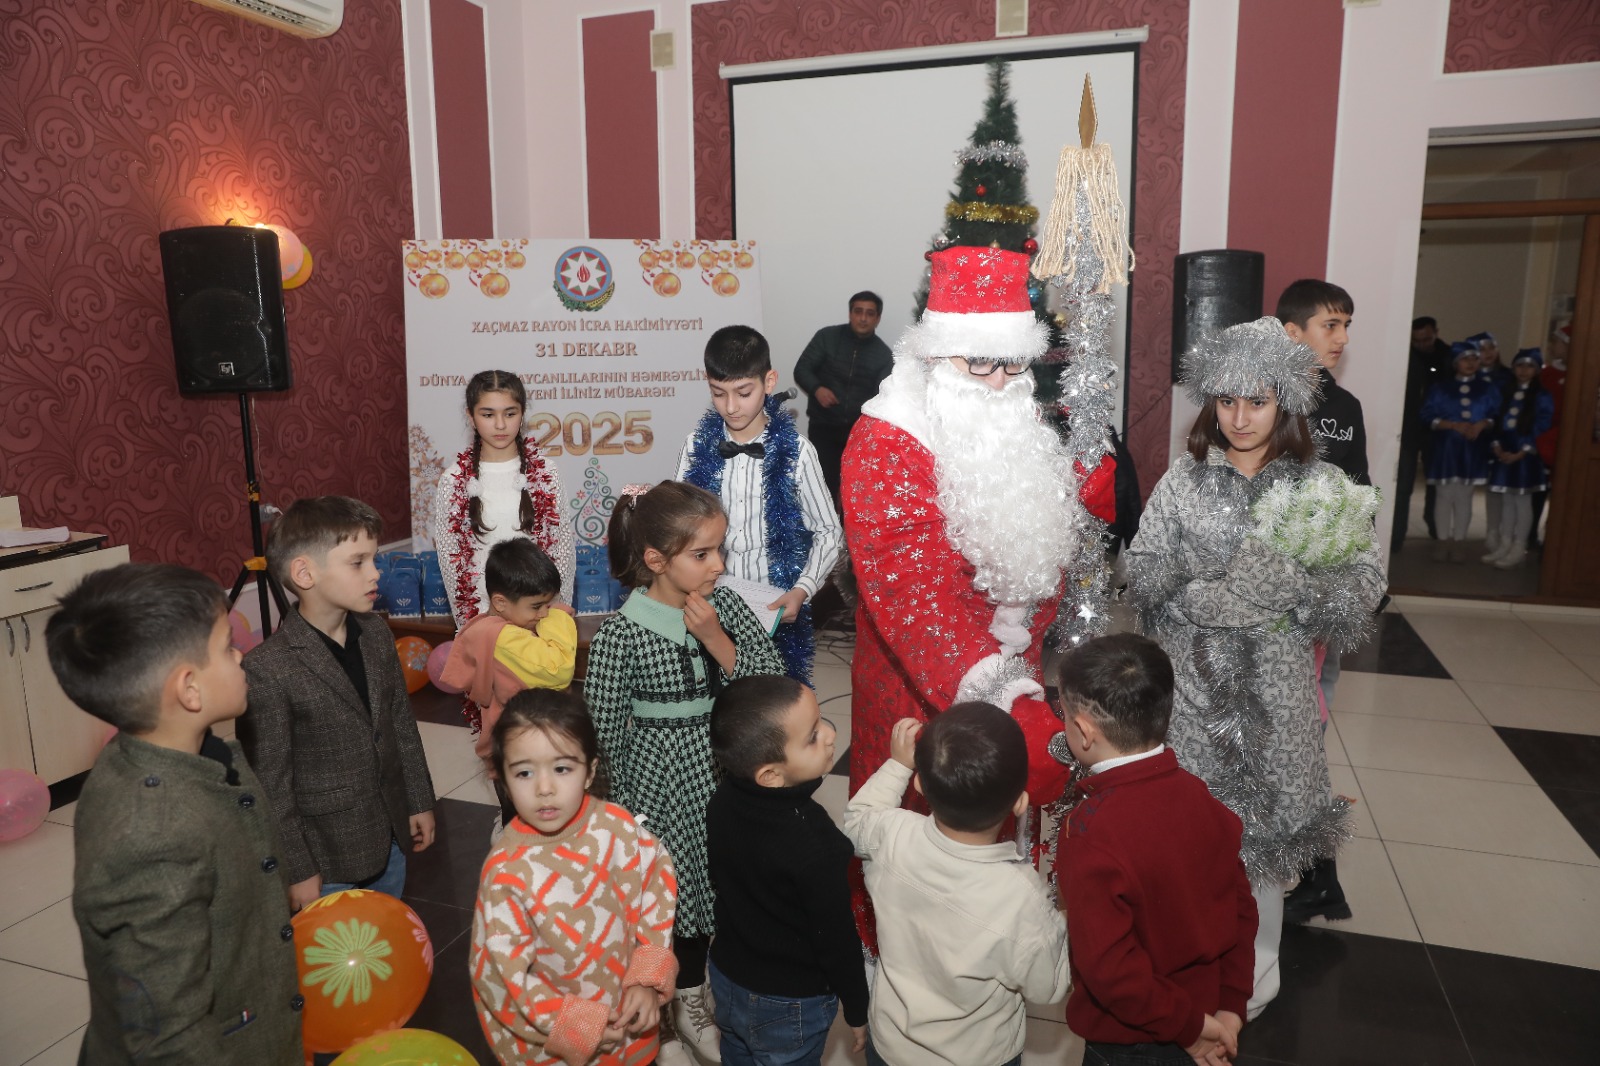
159, 226, 292, 393
1172, 250, 1265, 381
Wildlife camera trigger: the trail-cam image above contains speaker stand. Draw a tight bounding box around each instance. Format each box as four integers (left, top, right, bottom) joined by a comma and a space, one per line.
226, 392, 291, 634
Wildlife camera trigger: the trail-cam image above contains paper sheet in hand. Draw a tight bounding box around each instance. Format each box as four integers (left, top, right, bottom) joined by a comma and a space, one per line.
715, 574, 785, 635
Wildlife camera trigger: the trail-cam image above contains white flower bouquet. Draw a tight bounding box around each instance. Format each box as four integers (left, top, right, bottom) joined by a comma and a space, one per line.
1249, 471, 1380, 570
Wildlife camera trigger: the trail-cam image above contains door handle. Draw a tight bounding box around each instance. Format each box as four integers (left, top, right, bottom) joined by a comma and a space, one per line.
4, 619, 12, 657
13, 581, 52, 593
21, 616, 29, 653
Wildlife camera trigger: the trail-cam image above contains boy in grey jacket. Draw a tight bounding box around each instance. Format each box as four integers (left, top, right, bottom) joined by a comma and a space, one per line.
46, 563, 302, 1064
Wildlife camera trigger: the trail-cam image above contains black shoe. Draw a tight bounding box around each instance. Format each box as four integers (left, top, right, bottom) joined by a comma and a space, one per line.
1283, 858, 1352, 924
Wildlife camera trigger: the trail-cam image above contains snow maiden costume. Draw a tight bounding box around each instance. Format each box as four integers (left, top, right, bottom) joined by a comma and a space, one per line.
1484, 348, 1554, 570
1125, 318, 1386, 1017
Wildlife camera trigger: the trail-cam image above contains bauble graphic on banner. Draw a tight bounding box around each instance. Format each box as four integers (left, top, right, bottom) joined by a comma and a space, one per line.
404, 238, 763, 583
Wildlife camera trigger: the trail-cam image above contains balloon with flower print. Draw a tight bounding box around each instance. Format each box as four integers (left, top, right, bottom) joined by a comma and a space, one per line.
293, 889, 435, 1054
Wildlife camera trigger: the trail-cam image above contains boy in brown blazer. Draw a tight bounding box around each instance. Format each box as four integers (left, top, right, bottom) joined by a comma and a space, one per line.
46, 564, 302, 1064
239, 496, 436, 910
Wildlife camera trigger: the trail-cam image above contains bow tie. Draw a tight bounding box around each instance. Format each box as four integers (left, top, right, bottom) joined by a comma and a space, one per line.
718, 439, 765, 460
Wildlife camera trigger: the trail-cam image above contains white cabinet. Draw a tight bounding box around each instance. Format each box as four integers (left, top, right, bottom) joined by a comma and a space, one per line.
0, 542, 129, 783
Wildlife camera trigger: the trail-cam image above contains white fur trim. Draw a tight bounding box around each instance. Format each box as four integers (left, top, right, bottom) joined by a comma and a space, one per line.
990, 604, 1034, 656
895, 309, 1049, 362
860, 359, 934, 448
956, 652, 1044, 708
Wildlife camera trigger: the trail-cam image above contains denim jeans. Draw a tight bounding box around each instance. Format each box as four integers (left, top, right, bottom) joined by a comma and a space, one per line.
708, 959, 837, 1066
1083, 1041, 1194, 1065
321, 838, 407, 898
864, 1033, 1019, 1066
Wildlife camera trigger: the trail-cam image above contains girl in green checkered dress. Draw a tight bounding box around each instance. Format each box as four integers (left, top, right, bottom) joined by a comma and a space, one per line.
584, 481, 785, 1055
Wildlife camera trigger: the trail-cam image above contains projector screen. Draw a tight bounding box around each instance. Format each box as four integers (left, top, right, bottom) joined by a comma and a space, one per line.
731, 46, 1137, 431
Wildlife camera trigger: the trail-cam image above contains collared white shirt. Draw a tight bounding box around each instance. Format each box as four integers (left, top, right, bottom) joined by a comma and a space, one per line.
676, 421, 843, 598
1088, 743, 1166, 775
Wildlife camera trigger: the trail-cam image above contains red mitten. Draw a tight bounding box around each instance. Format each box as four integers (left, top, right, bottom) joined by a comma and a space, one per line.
1075, 456, 1117, 525
1012, 695, 1070, 805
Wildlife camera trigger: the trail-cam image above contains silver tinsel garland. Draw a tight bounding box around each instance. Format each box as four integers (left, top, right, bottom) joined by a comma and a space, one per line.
956, 140, 1028, 168
1045, 183, 1119, 651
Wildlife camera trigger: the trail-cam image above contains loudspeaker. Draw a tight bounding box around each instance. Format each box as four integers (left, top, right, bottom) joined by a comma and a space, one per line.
159, 226, 292, 393
1172, 250, 1265, 381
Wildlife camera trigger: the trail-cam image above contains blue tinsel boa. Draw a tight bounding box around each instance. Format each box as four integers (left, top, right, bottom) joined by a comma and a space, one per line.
682, 396, 815, 684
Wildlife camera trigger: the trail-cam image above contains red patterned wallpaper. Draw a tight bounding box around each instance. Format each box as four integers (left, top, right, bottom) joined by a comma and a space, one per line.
689, 0, 1189, 491
0, 0, 413, 580
1445, 0, 1600, 73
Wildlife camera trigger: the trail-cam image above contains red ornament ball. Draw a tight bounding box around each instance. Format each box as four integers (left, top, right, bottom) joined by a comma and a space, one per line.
1023, 238, 1039, 254
975, 184, 987, 197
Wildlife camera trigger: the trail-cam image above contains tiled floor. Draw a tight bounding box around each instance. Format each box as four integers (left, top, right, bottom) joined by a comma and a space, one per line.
3, 601, 1598, 1064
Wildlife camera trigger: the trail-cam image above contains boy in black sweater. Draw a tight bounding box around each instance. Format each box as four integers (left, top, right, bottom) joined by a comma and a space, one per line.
707, 675, 868, 1064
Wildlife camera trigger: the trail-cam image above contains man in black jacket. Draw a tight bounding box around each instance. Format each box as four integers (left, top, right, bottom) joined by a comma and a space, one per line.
1395, 317, 1453, 544
794, 291, 894, 509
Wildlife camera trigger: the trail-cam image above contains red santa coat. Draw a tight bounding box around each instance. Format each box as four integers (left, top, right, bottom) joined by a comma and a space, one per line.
842, 416, 1072, 808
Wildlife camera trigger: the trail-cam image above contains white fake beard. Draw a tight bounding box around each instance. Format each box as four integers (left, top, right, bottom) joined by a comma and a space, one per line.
922, 360, 1080, 606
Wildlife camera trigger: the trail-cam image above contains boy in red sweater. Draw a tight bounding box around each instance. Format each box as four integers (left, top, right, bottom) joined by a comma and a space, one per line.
1053, 633, 1257, 1066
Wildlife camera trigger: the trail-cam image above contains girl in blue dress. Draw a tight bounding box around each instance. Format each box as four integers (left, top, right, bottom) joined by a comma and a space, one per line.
1420, 342, 1500, 562
1484, 348, 1554, 570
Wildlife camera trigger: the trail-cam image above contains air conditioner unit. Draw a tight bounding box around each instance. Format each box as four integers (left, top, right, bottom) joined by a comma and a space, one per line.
188, 0, 343, 38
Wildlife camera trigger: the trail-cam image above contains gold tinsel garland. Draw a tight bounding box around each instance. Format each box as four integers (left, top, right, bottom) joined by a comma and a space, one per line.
944, 201, 1040, 224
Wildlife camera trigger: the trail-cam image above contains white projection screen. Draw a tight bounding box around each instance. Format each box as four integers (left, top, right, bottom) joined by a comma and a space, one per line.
730, 46, 1137, 432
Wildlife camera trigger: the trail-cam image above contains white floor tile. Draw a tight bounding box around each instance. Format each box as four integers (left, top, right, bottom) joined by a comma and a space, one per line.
1305, 836, 1420, 942
1332, 713, 1535, 784
813, 661, 853, 704
815, 775, 851, 825
0, 898, 84, 980
444, 772, 499, 808
1567, 654, 1600, 687
0, 822, 75, 934
1458, 680, 1600, 735
20, 1027, 83, 1066
1385, 842, 1600, 969
1355, 767, 1597, 866
818, 692, 854, 720
0, 960, 87, 1066
1416, 638, 1599, 691
1524, 617, 1600, 659
1327, 764, 1376, 839
42, 802, 76, 829
1330, 673, 1484, 724
417, 721, 489, 799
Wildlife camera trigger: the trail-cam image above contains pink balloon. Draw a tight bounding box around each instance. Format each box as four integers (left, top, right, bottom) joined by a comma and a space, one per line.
0, 770, 50, 843
427, 641, 461, 694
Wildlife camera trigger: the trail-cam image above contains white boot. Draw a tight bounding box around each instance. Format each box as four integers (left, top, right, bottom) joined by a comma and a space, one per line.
672, 983, 721, 1064
1482, 529, 1502, 558
657, 1040, 696, 1066
1493, 546, 1528, 569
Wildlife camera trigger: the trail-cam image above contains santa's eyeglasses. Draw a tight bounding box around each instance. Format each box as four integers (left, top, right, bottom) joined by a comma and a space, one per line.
962, 359, 1033, 377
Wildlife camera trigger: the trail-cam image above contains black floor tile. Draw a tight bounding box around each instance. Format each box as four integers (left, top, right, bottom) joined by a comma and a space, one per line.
403, 797, 498, 911
1494, 726, 1600, 792
1539, 786, 1600, 859
413, 685, 474, 728
404, 928, 495, 1063
1429, 941, 1600, 1066
1242, 926, 1472, 1066
831, 746, 850, 777
1339, 614, 1451, 679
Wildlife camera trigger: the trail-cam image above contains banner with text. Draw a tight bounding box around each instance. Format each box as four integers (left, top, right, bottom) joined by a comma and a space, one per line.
404, 238, 762, 552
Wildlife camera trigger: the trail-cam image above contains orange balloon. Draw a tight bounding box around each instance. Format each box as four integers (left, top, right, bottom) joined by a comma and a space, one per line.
282, 246, 314, 291
294, 890, 435, 1054
394, 637, 431, 692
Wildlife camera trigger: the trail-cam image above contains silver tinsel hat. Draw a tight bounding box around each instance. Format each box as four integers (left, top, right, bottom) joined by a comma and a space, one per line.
1179, 316, 1322, 416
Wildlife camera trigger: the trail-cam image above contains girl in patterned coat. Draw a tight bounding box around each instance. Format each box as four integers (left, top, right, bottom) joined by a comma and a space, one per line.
1126, 318, 1386, 1021
585, 481, 786, 1062
471, 689, 677, 1066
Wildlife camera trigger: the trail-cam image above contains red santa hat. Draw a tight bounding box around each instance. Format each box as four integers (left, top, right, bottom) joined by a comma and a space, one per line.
895, 246, 1050, 363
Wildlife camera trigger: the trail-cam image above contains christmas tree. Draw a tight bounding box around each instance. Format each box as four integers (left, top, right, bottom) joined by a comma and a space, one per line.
915, 59, 1062, 401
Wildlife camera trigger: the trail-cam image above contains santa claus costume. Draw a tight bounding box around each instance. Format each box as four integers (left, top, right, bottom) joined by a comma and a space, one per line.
842, 245, 1104, 947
